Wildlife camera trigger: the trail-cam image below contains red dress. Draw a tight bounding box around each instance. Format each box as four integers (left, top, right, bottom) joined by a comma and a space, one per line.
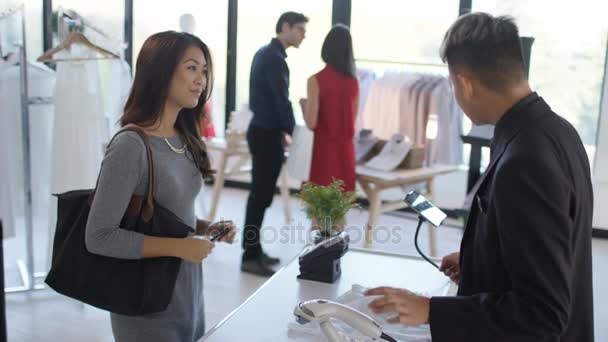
309, 65, 359, 192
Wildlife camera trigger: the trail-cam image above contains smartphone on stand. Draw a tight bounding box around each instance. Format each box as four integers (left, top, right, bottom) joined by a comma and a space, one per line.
403, 191, 447, 227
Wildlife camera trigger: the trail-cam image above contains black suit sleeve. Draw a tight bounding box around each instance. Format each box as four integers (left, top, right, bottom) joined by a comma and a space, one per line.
264, 56, 295, 135
429, 151, 574, 341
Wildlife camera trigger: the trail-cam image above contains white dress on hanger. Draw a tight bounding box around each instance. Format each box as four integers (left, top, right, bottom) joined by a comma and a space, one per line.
47, 43, 108, 266
50, 43, 108, 194
0, 60, 55, 239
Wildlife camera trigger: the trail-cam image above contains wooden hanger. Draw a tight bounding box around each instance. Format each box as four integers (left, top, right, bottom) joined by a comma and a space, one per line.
37, 32, 119, 63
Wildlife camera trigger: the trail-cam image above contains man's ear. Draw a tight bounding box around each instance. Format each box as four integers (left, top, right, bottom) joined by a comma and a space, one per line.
456, 71, 475, 100
280, 22, 290, 34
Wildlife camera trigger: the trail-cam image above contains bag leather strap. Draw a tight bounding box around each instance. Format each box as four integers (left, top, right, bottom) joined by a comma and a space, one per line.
89, 124, 155, 222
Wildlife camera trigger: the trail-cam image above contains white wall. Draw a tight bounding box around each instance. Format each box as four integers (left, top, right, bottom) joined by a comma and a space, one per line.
593, 42, 608, 229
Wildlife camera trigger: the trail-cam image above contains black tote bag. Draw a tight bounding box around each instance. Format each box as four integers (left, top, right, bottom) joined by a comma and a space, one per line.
45, 125, 192, 316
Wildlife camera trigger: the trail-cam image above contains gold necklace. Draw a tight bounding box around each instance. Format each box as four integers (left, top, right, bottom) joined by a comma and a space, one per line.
164, 137, 186, 154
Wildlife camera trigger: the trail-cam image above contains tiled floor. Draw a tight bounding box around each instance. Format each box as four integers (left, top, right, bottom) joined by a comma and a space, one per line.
4, 187, 608, 341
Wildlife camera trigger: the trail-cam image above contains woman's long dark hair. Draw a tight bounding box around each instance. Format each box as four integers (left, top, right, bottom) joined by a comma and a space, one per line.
121, 31, 214, 179
321, 24, 356, 77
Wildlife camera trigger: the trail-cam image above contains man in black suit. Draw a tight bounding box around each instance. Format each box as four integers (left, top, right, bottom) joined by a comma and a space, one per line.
365, 13, 594, 342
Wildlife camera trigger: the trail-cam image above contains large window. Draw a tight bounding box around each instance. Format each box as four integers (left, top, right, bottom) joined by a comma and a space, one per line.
351, 0, 458, 64
133, 0, 228, 135
474, 0, 608, 168
236, 0, 332, 126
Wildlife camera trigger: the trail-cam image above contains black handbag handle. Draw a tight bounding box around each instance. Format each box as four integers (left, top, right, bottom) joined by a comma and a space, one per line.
89, 124, 156, 222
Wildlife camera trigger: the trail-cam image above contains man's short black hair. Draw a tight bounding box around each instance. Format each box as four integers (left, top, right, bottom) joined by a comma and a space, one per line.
440, 12, 526, 91
276, 12, 308, 34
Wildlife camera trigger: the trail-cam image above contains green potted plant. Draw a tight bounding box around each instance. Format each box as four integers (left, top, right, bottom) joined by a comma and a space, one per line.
298, 179, 359, 242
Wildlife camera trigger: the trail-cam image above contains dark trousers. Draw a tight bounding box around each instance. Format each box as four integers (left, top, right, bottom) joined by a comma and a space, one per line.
242, 126, 284, 260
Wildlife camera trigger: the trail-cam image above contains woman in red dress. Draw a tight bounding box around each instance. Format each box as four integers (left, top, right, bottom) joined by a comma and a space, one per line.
301, 24, 359, 191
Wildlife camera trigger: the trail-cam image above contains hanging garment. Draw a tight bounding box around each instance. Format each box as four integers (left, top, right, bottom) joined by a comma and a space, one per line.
50, 43, 108, 193
361, 71, 463, 167
0, 61, 55, 239
99, 55, 132, 135
361, 77, 400, 140
429, 79, 463, 165
399, 74, 429, 147
355, 69, 376, 132
428, 79, 450, 165
363, 72, 423, 141
47, 43, 108, 265
309, 65, 358, 192
416, 77, 443, 148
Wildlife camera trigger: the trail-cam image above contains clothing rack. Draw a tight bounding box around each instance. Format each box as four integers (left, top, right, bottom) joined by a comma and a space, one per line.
5, 9, 114, 296
3, 4, 51, 294
360, 58, 483, 187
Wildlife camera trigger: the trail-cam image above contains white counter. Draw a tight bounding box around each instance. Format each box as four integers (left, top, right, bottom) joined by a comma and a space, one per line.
202, 248, 453, 341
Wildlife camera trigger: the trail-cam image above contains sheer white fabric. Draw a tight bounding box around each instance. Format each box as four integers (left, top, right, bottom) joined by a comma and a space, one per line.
0, 60, 55, 239
50, 43, 108, 194
47, 43, 108, 264
99, 55, 132, 135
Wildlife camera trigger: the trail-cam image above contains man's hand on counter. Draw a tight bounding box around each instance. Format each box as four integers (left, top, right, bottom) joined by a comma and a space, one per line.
364, 287, 430, 326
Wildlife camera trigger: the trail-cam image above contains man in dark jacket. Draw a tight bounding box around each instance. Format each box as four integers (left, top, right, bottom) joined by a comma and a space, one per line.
365, 13, 594, 342
241, 12, 308, 276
